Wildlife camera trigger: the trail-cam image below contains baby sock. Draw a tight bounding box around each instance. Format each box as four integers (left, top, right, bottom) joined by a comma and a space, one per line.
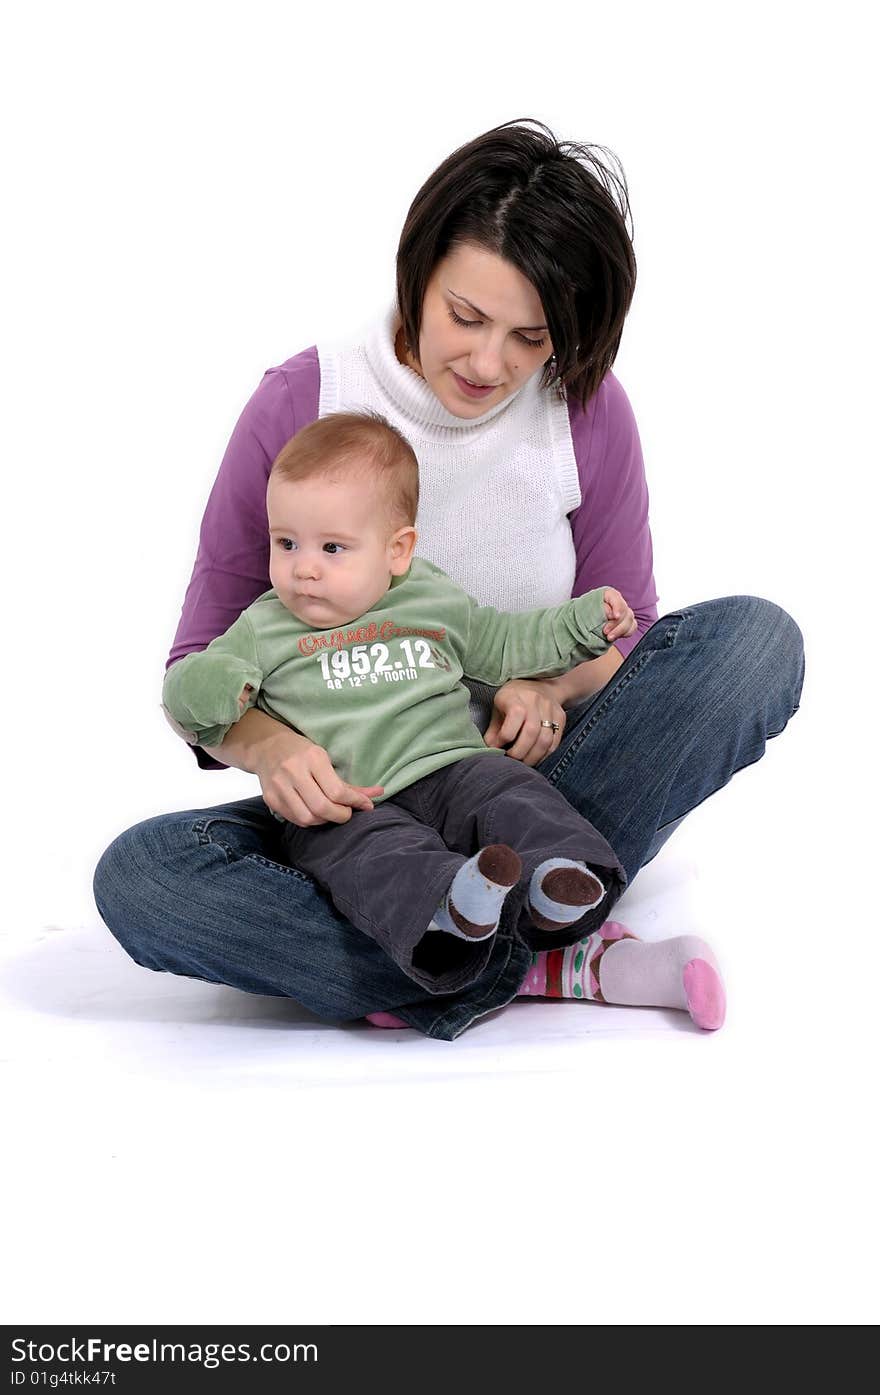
526, 857, 605, 931
517, 922, 726, 1030
365, 845, 522, 1030
364, 1011, 410, 1029
431, 844, 522, 940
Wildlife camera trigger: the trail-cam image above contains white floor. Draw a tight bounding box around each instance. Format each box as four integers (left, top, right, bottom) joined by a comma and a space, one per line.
3, 704, 876, 1325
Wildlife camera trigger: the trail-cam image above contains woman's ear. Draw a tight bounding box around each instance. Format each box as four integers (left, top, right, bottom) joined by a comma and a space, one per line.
389, 526, 418, 575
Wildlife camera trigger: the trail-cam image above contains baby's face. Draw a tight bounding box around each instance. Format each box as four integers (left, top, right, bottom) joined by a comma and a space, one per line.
267, 472, 412, 628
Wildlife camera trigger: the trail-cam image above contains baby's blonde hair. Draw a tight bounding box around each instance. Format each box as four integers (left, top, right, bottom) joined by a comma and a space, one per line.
270, 411, 419, 530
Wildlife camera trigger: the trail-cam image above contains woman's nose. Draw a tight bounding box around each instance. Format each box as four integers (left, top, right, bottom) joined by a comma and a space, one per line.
468, 333, 505, 385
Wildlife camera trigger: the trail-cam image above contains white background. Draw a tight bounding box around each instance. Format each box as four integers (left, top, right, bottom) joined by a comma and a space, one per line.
1, 0, 877, 1327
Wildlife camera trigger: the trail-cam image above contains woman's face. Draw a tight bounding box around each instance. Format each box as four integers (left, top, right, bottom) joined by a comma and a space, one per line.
405, 243, 554, 419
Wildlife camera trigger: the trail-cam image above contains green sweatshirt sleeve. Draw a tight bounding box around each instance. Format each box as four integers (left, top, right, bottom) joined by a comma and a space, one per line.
462, 587, 611, 685
161, 610, 264, 749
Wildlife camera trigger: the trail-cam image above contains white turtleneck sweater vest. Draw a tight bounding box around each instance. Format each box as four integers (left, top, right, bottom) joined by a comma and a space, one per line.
317, 306, 582, 614
317, 308, 585, 730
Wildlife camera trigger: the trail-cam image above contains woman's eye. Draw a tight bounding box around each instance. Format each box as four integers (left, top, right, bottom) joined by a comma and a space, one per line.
448, 306, 479, 329
323, 542, 346, 554
449, 304, 546, 348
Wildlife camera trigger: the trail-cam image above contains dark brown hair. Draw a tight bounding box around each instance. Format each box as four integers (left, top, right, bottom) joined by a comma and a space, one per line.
396, 119, 636, 410
270, 411, 419, 528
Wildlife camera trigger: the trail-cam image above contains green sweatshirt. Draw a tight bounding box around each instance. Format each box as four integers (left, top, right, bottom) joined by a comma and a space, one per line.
162, 557, 611, 800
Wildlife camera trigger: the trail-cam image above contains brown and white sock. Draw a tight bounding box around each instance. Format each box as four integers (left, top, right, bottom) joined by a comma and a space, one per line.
526, 857, 606, 931
431, 845, 522, 941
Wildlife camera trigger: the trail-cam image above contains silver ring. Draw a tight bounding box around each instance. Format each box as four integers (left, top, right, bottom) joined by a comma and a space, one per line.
541, 720, 560, 733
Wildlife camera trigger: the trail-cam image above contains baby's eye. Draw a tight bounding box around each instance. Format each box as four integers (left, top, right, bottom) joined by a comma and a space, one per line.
323, 542, 346, 554
277, 537, 296, 551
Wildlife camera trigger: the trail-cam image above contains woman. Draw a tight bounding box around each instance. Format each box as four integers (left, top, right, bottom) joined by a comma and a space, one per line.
93, 120, 804, 1040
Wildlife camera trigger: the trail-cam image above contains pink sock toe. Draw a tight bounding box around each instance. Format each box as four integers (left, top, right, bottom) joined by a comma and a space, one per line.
683, 958, 726, 1031
598, 920, 637, 942
365, 1011, 411, 1029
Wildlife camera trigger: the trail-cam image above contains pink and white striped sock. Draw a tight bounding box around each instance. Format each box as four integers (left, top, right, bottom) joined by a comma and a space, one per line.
517, 923, 726, 1030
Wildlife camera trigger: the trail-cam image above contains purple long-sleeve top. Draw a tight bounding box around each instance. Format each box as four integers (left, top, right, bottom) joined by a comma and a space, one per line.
168, 346, 659, 768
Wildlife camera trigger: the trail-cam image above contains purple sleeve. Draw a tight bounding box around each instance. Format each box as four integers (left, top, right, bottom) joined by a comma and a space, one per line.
167, 346, 320, 768
567, 371, 660, 660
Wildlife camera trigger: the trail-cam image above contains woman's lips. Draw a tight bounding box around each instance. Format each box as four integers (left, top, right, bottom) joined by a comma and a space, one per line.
451, 370, 498, 399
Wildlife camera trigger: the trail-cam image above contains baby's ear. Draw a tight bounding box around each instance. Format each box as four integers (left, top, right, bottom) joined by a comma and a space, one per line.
390, 525, 418, 573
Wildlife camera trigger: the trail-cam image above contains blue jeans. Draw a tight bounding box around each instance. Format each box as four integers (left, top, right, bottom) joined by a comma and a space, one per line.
93, 596, 805, 1040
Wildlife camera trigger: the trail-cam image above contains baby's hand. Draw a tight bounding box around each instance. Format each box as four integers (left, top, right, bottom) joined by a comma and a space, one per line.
602, 588, 636, 641
238, 683, 255, 713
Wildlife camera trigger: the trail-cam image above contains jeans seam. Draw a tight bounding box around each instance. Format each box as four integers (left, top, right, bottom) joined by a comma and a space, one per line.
191, 814, 261, 840
190, 818, 236, 865
193, 816, 315, 884
544, 649, 654, 789
662, 607, 696, 647
246, 852, 314, 884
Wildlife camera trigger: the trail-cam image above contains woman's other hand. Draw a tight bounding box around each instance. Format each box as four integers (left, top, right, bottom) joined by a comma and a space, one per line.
483, 678, 567, 767
254, 725, 383, 826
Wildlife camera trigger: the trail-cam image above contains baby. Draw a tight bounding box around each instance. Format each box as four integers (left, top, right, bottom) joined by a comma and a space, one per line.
164, 411, 725, 1024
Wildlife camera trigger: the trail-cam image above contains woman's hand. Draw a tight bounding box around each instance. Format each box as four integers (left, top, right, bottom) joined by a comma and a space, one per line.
253, 725, 383, 826
483, 678, 567, 768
